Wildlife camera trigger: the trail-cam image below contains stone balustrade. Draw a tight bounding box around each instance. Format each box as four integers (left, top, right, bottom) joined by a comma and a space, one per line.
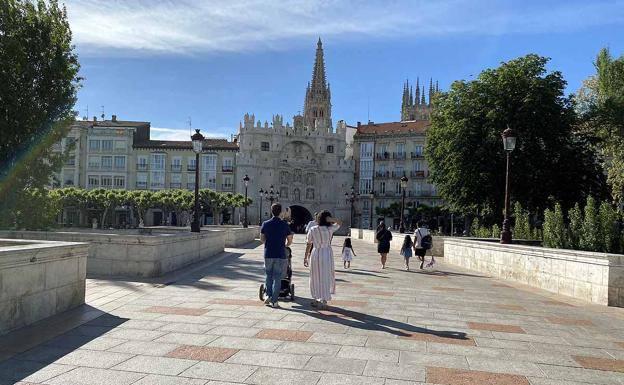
444, 238, 624, 306
0, 239, 88, 335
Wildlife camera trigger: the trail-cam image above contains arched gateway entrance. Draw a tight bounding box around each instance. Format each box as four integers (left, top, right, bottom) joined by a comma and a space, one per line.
289, 205, 313, 234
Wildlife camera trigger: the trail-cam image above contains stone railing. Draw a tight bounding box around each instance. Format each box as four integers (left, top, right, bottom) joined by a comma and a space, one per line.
0, 229, 226, 278
0, 239, 88, 335
156, 225, 259, 248
444, 238, 624, 307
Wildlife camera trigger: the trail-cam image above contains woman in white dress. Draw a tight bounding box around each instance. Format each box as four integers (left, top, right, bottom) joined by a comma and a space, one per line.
304, 210, 342, 309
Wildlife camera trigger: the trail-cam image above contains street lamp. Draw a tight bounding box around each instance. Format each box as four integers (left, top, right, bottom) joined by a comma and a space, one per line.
369, 190, 375, 230
258, 188, 264, 225
242, 174, 250, 228
344, 186, 358, 231
500, 126, 517, 244
191, 129, 204, 232
399, 176, 408, 233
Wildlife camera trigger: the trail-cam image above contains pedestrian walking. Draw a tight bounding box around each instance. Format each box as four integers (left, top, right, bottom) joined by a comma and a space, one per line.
376, 222, 392, 269
400, 235, 413, 271
341, 237, 356, 269
414, 221, 433, 269
260, 203, 293, 308
304, 210, 342, 309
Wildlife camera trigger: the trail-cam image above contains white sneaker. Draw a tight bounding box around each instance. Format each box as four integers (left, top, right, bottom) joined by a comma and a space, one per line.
264, 298, 271, 305
272, 302, 280, 308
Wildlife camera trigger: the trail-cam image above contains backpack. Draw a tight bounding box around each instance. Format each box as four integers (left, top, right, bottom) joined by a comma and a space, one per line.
418, 229, 433, 250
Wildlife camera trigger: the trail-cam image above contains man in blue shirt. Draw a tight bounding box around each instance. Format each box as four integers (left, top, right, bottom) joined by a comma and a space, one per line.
260, 203, 293, 307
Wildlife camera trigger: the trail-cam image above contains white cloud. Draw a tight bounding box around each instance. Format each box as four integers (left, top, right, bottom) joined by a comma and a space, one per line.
150, 127, 231, 141
64, 0, 624, 56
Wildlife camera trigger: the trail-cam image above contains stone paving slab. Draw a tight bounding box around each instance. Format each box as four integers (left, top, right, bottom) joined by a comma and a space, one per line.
1, 235, 624, 384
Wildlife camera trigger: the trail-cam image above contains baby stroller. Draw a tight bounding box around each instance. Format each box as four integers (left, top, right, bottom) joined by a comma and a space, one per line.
259, 246, 295, 301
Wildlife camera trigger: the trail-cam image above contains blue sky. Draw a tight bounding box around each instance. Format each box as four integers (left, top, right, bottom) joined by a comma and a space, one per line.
67, 0, 624, 140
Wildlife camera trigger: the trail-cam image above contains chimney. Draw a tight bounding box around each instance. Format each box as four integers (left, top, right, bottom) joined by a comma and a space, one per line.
112, 114, 117, 122
93, 116, 97, 122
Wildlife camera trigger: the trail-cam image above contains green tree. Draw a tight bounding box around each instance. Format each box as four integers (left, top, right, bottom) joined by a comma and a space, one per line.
543, 203, 566, 249
128, 190, 154, 226
580, 196, 600, 251
567, 203, 583, 250
598, 201, 619, 253
490, 223, 501, 238
13, 188, 60, 230
425, 54, 604, 218
0, 0, 81, 226
513, 202, 531, 239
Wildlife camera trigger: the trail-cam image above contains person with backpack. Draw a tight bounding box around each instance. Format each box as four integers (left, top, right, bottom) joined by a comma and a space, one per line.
414, 221, 433, 269
376, 221, 392, 269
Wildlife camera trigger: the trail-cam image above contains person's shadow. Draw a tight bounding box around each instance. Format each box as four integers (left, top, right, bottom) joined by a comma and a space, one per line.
286, 298, 469, 341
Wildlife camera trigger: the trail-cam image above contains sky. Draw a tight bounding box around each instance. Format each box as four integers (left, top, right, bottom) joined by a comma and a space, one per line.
67, 0, 624, 141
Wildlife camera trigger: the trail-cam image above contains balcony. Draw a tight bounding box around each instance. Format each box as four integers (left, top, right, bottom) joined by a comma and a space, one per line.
136, 163, 148, 171
136, 181, 147, 189
410, 170, 426, 178
171, 164, 182, 172
65, 158, 76, 167
187, 165, 196, 171
375, 171, 390, 179
150, 182, 165, 189
391, 171, 407, 178
410, 152, 424, 159
393, 152, 407, 160
221, 166, 233, 173
170, 182, 182, 189
375, 152, 391, 160
187, 183, 196, 190
87, 164, 100, 170
100, 165, 113, 171
221, 184, 233, 191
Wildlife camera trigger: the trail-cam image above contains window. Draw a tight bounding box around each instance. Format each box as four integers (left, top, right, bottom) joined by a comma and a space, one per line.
114, 176, 125, 188
359, 179, 372, 194
360, 142, 373, 158
395, 166, 404, 177
187, 157, 196, 171
101, 176, 112, 188
261, 142, 270, 151
101, 156, 113, 170
202, 154, 217, 189
101, 140, 113, 152
87, 175, 99, 189
114, 156, 125, 169
171, 157, 182, 171
88, 156, 100, 169
326, 145, 334, 153
151, 153, 165, 170
114, 140, 126, 151
413, 161, 422, 171
187, 173, 196, 189
280, 187, 289, 199
88, 139, 100, 151
137, 156, 148, 170
171, 173, 181, 188
151, 171, 165, 189
136, 173, 147, 189
380, 182, 386, 194
222, 176, 233, 190
414, 145, 423, 156
222, 157, 233, 172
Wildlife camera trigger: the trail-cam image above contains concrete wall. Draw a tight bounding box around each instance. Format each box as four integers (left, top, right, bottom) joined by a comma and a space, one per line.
352, 228, 446, 257
148, 225, 259, 247
0, 239, 88, 335
444, 238, 624, 307
0, 230, 226, 278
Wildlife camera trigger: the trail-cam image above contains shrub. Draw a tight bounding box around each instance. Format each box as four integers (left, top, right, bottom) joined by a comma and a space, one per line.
491, 223, 501, 238
543, 203, 566, 248
599, 201, 619, 253
513, 202, 531, 239
567, 203, 583, 250
580, 196, 600, 251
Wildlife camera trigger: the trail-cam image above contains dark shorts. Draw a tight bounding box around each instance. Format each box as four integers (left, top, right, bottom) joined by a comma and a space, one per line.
377, 242, 390, 254
415, 248, 427, 258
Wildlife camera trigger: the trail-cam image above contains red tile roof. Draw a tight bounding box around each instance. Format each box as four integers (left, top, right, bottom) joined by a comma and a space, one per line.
356, 120, 430, 135
133, 138, 238, 150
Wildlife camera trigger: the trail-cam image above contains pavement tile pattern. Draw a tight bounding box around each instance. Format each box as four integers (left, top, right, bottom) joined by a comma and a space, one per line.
1, 234, 624, 385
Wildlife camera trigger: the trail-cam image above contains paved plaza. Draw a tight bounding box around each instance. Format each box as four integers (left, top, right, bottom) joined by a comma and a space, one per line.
1, 235, 624, 385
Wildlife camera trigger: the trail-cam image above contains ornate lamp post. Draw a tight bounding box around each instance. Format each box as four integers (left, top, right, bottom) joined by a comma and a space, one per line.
369, 190, 375, 230
190, 129, 204, 232
500, 126, 517, 244
266, 185, 277, 205
399, 176, 408, 233
344, 186, 358, 231
242, 174, 250, 228
258, 188, 264, 225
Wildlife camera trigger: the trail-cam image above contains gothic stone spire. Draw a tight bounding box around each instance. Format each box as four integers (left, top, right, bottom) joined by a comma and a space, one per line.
304, 38, 332, 130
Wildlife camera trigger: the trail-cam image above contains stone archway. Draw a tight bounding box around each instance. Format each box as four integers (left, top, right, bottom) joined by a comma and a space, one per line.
289, 205, 313, 234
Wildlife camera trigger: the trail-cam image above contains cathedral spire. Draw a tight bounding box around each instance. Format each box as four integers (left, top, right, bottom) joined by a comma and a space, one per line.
421, 85, 426, 105
303, 38, 331, 130
415, 77, 420, 105
429, 78, 434, 105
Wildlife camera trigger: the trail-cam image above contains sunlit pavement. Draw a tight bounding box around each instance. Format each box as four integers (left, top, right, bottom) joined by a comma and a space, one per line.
1, 234, 624, 385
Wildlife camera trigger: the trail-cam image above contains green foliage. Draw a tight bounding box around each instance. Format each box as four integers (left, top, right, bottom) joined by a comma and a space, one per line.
425, 54, 604, 217
543, 203, 566, 249
491, 223, 501, 238
598, 201, 620, 253
128, 190, 154, 225
567, 203, 583, 249
0, 0, 81, 225
512, 202, 531, 239
580, 196, 601, 251
13, 188, 60, 230
469, 217, 493, 238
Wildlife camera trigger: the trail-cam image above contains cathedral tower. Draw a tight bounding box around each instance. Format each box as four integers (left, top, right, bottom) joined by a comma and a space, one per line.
303, 38, 332, 131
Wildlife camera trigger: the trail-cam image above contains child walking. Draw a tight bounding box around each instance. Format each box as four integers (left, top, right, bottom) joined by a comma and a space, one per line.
342, 238, 356, 269
400, 235, 414, 271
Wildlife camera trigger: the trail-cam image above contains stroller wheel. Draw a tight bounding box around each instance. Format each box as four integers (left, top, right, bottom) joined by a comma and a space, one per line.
259, 284, 265, 301
290, 284, 295, 301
